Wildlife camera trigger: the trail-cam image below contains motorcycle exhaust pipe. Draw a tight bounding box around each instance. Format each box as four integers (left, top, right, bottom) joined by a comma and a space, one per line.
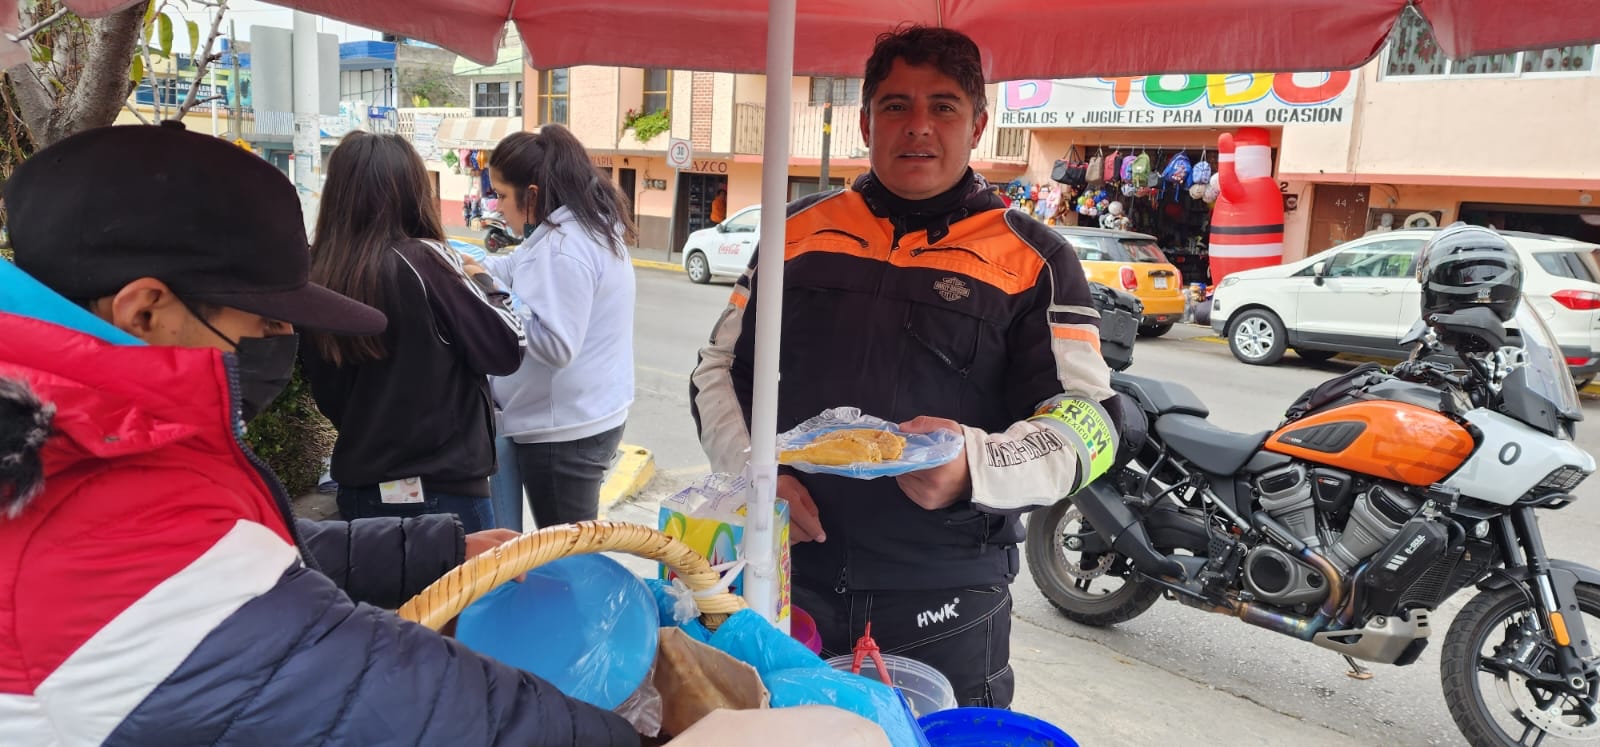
1069, 482, 1185, 580
1191, 513, 1349, 642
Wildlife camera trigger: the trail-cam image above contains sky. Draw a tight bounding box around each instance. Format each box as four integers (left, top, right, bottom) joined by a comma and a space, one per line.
169, 1, 383, 44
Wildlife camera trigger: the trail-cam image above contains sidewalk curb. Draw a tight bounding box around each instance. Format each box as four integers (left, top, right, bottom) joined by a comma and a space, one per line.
632, 257, 682, 273
599, 444, 656, 512
1193, 334, 1600, 394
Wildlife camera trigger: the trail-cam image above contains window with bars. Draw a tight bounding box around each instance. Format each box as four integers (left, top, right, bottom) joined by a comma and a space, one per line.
1385, 7, 1595, 78
809, 77, 862, 105
474, 81, 511, 117
515, 81, 524, 117
339, 68, 396, 107
643, 69, 671, 114
535, 69, 570, 125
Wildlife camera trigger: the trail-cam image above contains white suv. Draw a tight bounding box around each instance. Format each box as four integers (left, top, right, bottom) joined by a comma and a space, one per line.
1210, 228, 1600, 384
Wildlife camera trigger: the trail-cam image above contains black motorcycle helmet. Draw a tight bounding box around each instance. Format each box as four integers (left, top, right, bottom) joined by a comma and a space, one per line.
1415, 222, 1523, 322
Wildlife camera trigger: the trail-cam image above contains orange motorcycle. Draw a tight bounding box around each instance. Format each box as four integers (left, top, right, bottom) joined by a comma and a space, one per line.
1027, 300, 1598, 745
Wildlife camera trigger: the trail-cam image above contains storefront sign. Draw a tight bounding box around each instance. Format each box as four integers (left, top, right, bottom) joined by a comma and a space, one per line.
688, 159, 729, 174
411, 114, 443, 161
592, 155, 615, 168
998, 73, 1356, 129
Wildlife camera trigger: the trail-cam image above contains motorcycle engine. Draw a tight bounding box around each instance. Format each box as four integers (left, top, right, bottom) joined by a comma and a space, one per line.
1246, 466, 1451, 610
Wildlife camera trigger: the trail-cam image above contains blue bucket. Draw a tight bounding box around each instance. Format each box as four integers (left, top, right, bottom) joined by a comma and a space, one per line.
917, 707, 1078, 747
455, 553, 658, 710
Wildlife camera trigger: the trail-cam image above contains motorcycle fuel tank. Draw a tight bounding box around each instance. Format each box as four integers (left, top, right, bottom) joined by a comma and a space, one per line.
1266, 401, 1475, 487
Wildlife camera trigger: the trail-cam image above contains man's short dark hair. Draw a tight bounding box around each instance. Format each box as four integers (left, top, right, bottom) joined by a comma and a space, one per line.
861, 25, 987, 116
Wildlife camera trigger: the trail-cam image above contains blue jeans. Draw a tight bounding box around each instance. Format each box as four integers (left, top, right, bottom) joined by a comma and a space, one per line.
489, 435, 525, 532
336, 485, 496, 534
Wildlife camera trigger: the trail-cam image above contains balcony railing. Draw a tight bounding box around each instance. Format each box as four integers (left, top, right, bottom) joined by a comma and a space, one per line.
733, 102, 1028, 163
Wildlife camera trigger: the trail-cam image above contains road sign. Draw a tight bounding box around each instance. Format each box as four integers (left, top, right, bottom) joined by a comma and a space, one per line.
667, 138, 692, 169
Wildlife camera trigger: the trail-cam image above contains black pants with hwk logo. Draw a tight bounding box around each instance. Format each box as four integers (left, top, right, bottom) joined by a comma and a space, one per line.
794, 582, 1015, 709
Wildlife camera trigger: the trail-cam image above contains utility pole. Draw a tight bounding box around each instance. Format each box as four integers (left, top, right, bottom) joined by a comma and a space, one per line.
291, 10, 321, 235
230, 19, 241, 129
210, 64, 219, 135
818, 77, 832, 190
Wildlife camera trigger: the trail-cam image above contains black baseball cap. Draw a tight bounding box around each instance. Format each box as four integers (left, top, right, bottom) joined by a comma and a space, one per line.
4, 121, 386, 336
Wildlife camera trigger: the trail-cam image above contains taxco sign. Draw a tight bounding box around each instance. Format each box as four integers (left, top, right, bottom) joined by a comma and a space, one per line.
997, 72, 1356, 129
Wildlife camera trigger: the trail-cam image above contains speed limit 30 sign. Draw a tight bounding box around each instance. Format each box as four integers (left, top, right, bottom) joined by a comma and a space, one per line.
667, 138, 692, 169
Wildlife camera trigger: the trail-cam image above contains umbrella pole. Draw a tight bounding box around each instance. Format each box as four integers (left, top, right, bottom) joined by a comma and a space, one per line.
742, 0, 797, 629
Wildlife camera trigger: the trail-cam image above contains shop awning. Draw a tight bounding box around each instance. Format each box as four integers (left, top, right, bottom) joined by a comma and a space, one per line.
433, 116, 526, 151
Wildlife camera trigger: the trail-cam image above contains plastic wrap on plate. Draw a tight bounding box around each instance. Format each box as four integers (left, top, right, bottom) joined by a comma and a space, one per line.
777, 407, 963, 478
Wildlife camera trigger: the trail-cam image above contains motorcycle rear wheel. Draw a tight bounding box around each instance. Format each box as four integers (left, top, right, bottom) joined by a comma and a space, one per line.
1442, 582, 1600, 746
1025, 498, 1162, 627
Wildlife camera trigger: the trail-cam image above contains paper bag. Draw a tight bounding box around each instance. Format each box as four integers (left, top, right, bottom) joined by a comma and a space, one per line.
653, 627, 769, 738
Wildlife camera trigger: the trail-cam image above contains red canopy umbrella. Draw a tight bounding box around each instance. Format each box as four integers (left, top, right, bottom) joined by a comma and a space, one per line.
17, 0, 1600, 623
32, 0, 1600, 76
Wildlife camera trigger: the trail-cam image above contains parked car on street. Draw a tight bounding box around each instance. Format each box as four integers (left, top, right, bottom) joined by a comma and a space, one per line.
683, 205, 760, 284
1052, 226, 1186, 337
1210, 227, 1600, 385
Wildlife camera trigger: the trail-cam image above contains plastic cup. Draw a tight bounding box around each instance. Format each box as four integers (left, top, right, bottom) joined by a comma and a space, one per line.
824, 653, 957, 718
790, 606, 822, 654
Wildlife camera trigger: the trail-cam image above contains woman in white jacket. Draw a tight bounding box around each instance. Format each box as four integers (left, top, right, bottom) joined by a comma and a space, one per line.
477, 125, 638, 527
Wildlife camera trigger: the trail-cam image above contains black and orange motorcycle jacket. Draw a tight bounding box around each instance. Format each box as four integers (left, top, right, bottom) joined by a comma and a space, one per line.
691, 170, 1117, 593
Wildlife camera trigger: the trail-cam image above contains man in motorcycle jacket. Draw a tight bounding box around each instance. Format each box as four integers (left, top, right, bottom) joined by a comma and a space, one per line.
690, 26, 1126, 708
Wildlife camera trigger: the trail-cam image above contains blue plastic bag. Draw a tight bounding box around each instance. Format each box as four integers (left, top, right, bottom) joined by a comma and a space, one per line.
709, 609, 823, 675
777, 407, 964, 479
764, 667, 929, 747
705, 610, 929, 747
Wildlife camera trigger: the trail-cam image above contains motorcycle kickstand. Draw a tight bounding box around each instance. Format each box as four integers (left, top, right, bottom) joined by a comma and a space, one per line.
1342, 655, 1374, 681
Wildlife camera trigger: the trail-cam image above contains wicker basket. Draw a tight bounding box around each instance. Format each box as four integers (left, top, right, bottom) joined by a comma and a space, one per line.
397, 520, 747, 631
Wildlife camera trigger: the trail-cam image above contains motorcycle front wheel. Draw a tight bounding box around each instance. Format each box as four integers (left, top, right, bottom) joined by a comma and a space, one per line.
1442, 582, 1600, 746
1025, 498, 1162, 627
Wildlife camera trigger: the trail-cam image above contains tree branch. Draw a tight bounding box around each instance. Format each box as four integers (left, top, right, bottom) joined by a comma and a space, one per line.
123, 100, 151, 124
5, 63, 56, 146
173, 1, 226, 120
55, 2, 149, 144
6, 7, 71, 44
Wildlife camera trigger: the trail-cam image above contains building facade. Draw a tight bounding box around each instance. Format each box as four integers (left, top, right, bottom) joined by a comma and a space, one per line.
999, 9, 1600, 273
517, 67, 1029, 254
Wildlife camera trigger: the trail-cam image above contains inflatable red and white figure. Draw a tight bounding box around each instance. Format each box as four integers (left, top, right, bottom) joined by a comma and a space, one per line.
1209, 127, 1284, 285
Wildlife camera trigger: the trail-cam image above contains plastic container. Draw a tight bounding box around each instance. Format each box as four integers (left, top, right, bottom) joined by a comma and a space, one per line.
917, 707, 1078, 747
824, 653, 957, 718
790, 606, 822, 654
455, 553, 658, 710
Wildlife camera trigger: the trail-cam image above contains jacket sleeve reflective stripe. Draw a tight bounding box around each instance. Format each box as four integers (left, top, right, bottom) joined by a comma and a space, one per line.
1, 520, 298, 746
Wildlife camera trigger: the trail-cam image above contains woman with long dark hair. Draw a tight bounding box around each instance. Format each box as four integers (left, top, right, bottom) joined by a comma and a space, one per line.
301, 131, 525, 533
479, 124, 638, 528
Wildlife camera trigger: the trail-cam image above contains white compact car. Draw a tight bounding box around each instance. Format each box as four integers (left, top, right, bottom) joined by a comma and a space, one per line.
1210, 228, 1600, 384
682, 206, 761, 284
